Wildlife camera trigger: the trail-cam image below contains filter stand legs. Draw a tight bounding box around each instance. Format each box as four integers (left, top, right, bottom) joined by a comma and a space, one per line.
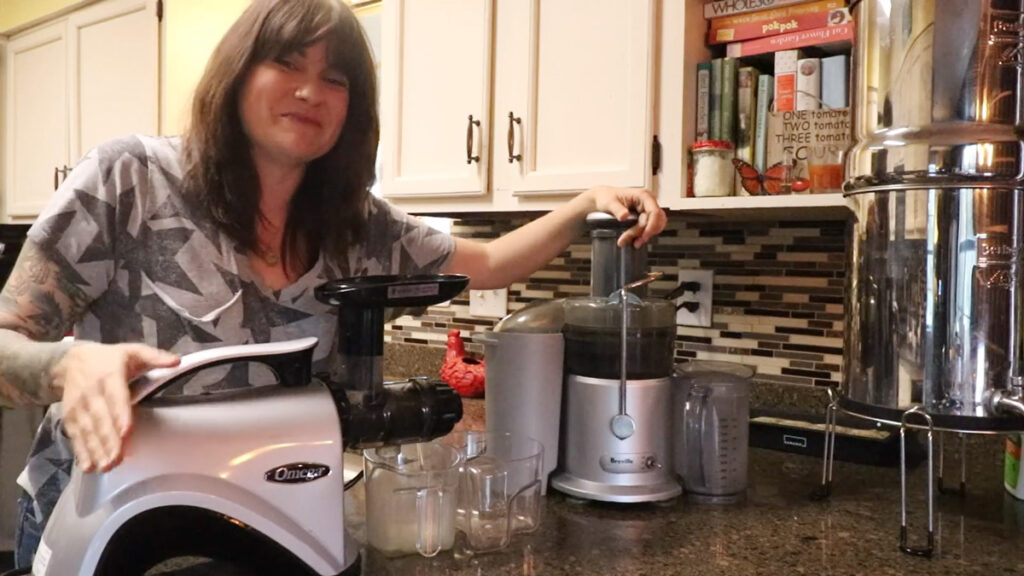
900, 405, 934, 558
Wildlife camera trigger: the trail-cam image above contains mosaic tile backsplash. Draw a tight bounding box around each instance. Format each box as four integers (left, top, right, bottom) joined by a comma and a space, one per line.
386, 215, 847, 388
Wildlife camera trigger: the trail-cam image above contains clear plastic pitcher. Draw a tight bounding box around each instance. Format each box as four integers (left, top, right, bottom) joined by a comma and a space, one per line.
444, 431, 544, 552
363, 441, 461, 557
673, 361, 754, 503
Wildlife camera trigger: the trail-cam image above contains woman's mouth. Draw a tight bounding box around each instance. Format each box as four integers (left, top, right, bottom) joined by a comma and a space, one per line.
284, 112, 322, 128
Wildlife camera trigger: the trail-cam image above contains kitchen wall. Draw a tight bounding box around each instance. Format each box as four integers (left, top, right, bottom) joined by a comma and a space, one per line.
160, 0, 249, 135
0, 0, 82, 32
386, 214, 847, 388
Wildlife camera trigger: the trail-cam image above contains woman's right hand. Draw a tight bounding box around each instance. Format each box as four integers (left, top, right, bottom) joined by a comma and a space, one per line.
53, 343, 179, 472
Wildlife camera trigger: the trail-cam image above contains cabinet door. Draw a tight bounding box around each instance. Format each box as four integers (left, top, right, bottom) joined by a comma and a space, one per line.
3, 21, 68, 220
380, 0, 493, 198
68, 0, 159, 162
493, 0, 656, 198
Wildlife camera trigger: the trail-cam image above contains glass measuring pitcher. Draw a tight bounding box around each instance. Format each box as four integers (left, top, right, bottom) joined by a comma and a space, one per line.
673, 360, 754, 503
363, 441, 461, 557
444, 431, 544, 552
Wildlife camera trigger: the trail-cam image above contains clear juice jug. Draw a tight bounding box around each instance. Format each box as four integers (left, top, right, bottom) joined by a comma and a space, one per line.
363, 441, 460, 557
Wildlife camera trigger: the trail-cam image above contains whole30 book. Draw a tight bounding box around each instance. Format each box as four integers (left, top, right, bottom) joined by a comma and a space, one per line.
704, 0, 811, 19
708, 1, 847, 45
726, 21, 854, 58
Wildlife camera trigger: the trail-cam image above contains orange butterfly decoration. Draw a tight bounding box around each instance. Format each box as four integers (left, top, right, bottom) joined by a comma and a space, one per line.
731, 158, 808, 195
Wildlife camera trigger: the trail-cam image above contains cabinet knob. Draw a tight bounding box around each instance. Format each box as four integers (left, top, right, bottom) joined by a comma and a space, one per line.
466, 115, 481, 164
507, 112, 522, 163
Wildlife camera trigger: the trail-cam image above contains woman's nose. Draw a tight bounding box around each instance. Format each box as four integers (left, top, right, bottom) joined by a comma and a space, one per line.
293, 80, 321, 103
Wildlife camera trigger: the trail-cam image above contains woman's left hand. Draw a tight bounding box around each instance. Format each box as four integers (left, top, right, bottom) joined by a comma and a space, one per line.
585, 186, 667, 248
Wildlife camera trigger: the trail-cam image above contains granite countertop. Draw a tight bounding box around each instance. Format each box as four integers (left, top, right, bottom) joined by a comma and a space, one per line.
344, 415, 1024, 576
154, 432, 1024, 576
150, 343, 1024, 575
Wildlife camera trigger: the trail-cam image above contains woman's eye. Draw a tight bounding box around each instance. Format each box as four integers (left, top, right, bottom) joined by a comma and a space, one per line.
325, 75, 349, 88
275, 57, 298, 70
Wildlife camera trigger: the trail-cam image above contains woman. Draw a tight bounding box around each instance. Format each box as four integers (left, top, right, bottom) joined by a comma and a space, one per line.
0, 0, 665, 567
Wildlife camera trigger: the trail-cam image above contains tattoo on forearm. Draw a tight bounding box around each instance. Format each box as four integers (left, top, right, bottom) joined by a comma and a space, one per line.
0, 331, 71, 405
0, 241, 92, 406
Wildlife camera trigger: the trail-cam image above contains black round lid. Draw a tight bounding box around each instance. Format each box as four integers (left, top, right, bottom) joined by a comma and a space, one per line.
585, 211, 639, 232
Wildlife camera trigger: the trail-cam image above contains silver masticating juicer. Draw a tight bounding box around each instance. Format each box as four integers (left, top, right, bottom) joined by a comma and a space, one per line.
30, 275, 468, 576
549, 213, 681, 503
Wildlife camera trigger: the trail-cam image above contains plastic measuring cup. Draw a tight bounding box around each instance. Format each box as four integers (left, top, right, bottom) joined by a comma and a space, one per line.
673, 360, 754, 503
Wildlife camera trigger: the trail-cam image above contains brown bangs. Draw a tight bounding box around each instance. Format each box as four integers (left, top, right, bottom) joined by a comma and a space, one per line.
252, 0, 366, 82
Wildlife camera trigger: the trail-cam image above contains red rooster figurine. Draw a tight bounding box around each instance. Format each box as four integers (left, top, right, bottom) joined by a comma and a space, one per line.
440, 329, 486, 397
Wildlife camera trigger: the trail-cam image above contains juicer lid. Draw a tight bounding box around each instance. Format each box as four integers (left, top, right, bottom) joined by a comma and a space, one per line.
674, 360, 755, 380
563, 296, 676, 329
493, 298, 566, 333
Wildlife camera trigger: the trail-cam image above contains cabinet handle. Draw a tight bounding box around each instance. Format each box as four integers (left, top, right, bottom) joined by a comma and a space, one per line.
507, 112, 522, 163
53, 165, 72, 190
466, 114, 481, 164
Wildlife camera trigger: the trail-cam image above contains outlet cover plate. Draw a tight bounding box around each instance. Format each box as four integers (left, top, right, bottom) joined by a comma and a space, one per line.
674, 269, 713, 327
470, 288, 508, 318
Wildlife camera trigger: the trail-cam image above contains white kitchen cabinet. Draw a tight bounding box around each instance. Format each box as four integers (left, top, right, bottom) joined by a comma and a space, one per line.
380, 0, 657, 213
4, 19, 68, 220
379, 0, 493, 200
3, 0, 158, 222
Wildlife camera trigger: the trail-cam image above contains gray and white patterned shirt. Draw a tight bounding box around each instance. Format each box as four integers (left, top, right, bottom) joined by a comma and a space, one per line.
16, 135, 454, 529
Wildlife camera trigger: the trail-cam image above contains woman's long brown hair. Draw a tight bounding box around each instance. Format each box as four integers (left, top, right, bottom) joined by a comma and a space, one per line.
181, 0, 378, 270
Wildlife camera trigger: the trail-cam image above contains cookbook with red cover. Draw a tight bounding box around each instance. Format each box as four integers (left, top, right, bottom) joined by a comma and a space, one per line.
708, 2, 848, 45
725, 20, 854, 58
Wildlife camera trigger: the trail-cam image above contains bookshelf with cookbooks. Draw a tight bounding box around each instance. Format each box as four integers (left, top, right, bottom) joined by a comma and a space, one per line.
672, 0, 855, 219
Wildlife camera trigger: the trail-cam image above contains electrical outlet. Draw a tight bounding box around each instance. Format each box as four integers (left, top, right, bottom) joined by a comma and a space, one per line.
673, 269, 713, 327
469, 288, 508, 318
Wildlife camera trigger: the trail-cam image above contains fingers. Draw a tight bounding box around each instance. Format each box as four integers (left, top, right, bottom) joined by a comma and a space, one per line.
65, 379, 126, 472
123, 344, 180, 374
64, 419, 94, 473
58, 344, 176, 474
610, 188, 667, 248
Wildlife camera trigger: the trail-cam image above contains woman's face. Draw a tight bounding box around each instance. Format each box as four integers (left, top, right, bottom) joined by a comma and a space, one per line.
239, 40, 350, 171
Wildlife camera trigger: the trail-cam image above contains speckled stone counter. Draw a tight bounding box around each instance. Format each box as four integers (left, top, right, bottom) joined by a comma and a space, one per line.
348, 438, 1024, 576
368, 342, 1024, 575
153, 344, 1024, 575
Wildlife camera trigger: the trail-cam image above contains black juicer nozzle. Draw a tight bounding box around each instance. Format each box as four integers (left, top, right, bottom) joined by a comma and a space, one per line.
314, 274, 470, 447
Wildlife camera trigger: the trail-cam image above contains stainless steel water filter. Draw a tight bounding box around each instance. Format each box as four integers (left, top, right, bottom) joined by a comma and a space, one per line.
842, 0, 1024, 431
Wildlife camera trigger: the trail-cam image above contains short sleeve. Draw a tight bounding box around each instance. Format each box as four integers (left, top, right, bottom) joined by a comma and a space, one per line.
353, 196, 456, 276
26, 136, 157, 304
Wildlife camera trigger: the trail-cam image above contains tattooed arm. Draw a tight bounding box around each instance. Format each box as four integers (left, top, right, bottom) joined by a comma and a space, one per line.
0, 241, 90, 405
0, 240, 179, 471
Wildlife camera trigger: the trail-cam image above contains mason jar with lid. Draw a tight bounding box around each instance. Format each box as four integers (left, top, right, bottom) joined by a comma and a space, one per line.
691, 140, 734, 197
